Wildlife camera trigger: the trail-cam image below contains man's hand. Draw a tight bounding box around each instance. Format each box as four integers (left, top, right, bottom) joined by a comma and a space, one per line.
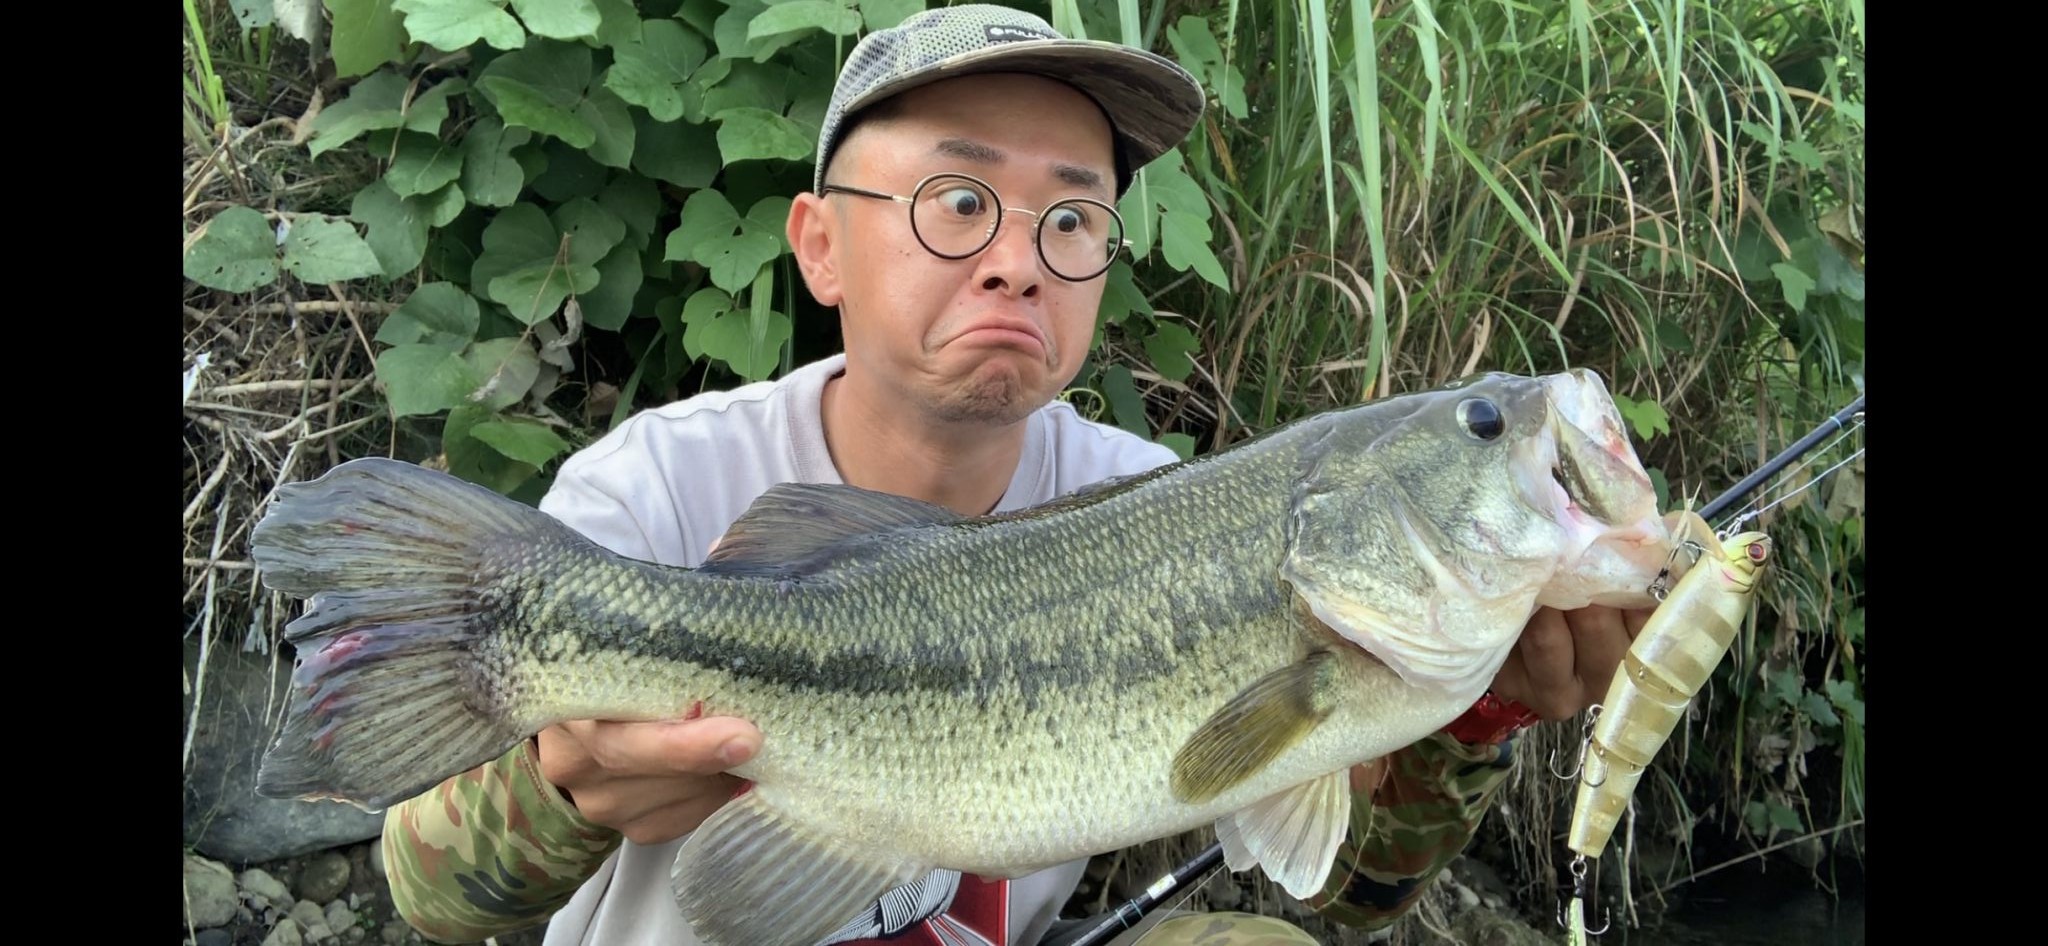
534, 716, 763, 845
1488, 605, 1654, 721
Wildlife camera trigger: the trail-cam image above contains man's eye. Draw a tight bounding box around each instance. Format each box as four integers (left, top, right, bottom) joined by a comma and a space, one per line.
938, 188, 984, 215
1049, 207, 1085, 233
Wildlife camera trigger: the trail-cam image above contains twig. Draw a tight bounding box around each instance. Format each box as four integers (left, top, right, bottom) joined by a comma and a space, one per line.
184, 558, 253, 571
205, 379, 362, 397
1653, 818, 1866, 895
184, 451, 233, 526
184, 492, 231, 772
232, 301, 401, 317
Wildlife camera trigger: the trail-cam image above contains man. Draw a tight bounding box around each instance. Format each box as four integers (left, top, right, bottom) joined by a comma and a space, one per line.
382, 6, 1650, 945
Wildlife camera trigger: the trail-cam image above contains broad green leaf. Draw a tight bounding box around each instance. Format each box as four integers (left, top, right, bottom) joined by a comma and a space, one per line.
378, 343, 480, 416
699, 60, 790, 116
606, 18, 708, 121
1097, 260, 1152, 325
680, 287, 790, 381
419, 182, 467, 226
577, 85, 638, 168
861, 0, 922, 30
377, 282, 481, 348
231, 0, 275, 28
350, 180, 430, 277
676, 0, 721, 35
579, 240, 645, 330
1784, 140, 1825, 171
185, 206, 279, 292
1101, 364, 1149, 436
470, 418, 572, 466
590, 0, 641, 46
1157, 432, 1195, 461
1800, 690, 1841, 728
445, 405, 540, 495
598, 172, 660, 250
632, 113, 720, 187
464, 336, 542, 409
1160, 213, 1227, 290
1611, 392, 1671, 440
664, 189, 781, 292
1815, 240, 1864, 301
386, 132, 466, 196
306, 70, 410, 157
478, 41, 597, 147
1143, 321, 1199, 383
745, 196, 794, 253
282, 216, 384, 283
531, 140, 607, 200
326, 0, 409, 77
1825, 678, 1865, 726
747, 1, 861, 40
471, 203, 570, 320
392, 0, 526, 51
403, 79, 470, 136
509, 0, 600, 40
1771, 262, 1815, 311
554, 197, 629, 265
715, 107, 811, 164
461, 117, 532, 207
1767, 801, 1804, 833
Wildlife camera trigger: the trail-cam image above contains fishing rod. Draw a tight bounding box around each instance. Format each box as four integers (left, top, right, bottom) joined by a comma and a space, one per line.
1043, 390, 1866, 946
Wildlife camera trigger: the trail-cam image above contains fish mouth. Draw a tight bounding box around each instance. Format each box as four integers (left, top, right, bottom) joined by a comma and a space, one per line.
1520, 370, 1674, 607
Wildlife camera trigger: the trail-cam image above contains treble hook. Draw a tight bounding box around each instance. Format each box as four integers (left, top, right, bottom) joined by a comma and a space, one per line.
1556, 855, 1611, 938
1548, 705, 1604, 782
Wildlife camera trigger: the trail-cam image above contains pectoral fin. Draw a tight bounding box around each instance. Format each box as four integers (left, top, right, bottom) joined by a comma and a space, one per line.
1170, 652, 1339, 805
1212, 766, 1353, 900
671, 788, 928, 946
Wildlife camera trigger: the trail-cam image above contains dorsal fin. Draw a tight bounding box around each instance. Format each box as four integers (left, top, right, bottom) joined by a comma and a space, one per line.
699, 482, 961, 577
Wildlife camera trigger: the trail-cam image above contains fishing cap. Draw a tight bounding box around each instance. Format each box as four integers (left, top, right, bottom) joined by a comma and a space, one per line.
812, 4, 1205, 198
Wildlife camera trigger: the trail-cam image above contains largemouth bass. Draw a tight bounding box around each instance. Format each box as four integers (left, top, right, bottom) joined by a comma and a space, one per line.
249, 368, 1677, 946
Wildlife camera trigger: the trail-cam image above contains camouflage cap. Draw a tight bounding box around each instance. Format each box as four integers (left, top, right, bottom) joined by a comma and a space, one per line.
812, 4, 1205, 198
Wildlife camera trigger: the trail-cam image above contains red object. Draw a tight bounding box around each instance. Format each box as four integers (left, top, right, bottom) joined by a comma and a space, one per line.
1441, 691, 1542, 745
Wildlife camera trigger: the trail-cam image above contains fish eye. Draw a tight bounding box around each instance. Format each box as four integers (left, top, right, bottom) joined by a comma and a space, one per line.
1457, 397, 1505, 441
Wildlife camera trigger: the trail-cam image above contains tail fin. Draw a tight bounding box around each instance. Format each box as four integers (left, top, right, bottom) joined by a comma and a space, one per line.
248, 457, 566, 812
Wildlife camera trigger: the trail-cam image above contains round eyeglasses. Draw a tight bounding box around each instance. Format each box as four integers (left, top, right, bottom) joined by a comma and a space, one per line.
819, 172, 1129, 282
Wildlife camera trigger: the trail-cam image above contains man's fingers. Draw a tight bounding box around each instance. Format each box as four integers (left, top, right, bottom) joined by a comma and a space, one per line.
1567, 607, 1633, 707
582, 717, 763, 777
1516, 608, 1580, 720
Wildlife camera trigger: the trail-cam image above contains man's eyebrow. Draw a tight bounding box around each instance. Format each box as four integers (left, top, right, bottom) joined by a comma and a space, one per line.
934, 138, 1110, 197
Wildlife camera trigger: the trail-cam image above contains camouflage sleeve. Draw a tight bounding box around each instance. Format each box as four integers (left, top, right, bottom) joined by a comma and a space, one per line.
1302, 730, 1516, 931
383, 737, 623, 943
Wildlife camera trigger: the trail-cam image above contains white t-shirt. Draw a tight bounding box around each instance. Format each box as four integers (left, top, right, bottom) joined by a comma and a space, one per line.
537, 353, 1181, 946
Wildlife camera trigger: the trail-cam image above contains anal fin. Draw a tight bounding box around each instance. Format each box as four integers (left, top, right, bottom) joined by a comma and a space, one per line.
672, 789, 928, 946
1212, 766, 1353, 900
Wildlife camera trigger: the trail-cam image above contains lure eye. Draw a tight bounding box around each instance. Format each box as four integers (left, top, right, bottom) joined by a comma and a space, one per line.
1457, 398, 1505, 441
1746, 542, 1768, 563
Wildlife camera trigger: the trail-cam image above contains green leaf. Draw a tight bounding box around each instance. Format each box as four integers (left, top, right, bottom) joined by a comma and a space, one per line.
1783, 140, 1825, 170
350, 180, 431, 277
282, 216, 384, 283
1766, 665, 1803, 709
326, 0, 409, 77
403, 79, 469, 136
1610, 392, 1671, 440
463, 336, 543, 409
530, 140, 607, 200
577, 85, 638, 168
714, 106, 812, 163
747, 1, 861, 40
745, 196, 794, 253
470, 418, 572, 466
676, 0, 721, 35
470, 203, 572, 322
306, 70, 410, 157
392, 0, 526, 51
478, 40, 597, 147
1771, 262, 1815, 311
632, 113, 721, 187
231, 0, 275, 28
508, 0, 600, 39
664, 189, 783, 292
578, 240, 645, 330
590, 0, 641, 46
1096, 260, 1152, 325
605, 18, 708, 122
1825, 678, 1865, 726
185, 207, 279, 292
699, 59, 790, 116
377, 282, 482, 348
554, 197, 629, 265
1102, 364, 1149, 436
1815, 239, 1864, 302
1157, 432, 1196, 461
1800, 690, 1841, 728
598, 172, 660, 250
378, 343, 480, 416
1143, 321, 1199, 384
444, 406, 540, 495
455, 120, 526, 208
386, 132, 466, 196
419, 182, 467, 227
680, 287, 790, 380
861, 0, 923, 30
1160, 213, 1228, 290
1767, 801, 1804, 833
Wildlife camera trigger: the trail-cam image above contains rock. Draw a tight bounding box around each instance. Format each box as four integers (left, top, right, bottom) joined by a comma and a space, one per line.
299, 852, 352, 903
368, 840, 388, 881
241, 867, 292, 905
291, 901, 330, 935
185, 854, 239, 929
326, 900, 359, 936
183, 639, 383, 863
1456, 883, 1481, 910
196, 929, 233, 946
381, 921, 410, 946
264, 918, 305, 946
1450, 903, 1554, 946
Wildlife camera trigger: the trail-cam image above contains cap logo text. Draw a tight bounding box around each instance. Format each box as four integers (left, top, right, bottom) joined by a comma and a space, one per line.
984, 24, 1057, 43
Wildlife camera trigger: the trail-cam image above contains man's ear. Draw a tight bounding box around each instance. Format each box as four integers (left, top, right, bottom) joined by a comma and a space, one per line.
788, 193, 842, 307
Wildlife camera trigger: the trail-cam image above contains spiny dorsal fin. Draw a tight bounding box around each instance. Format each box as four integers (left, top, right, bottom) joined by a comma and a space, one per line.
699, 482, 961, 577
